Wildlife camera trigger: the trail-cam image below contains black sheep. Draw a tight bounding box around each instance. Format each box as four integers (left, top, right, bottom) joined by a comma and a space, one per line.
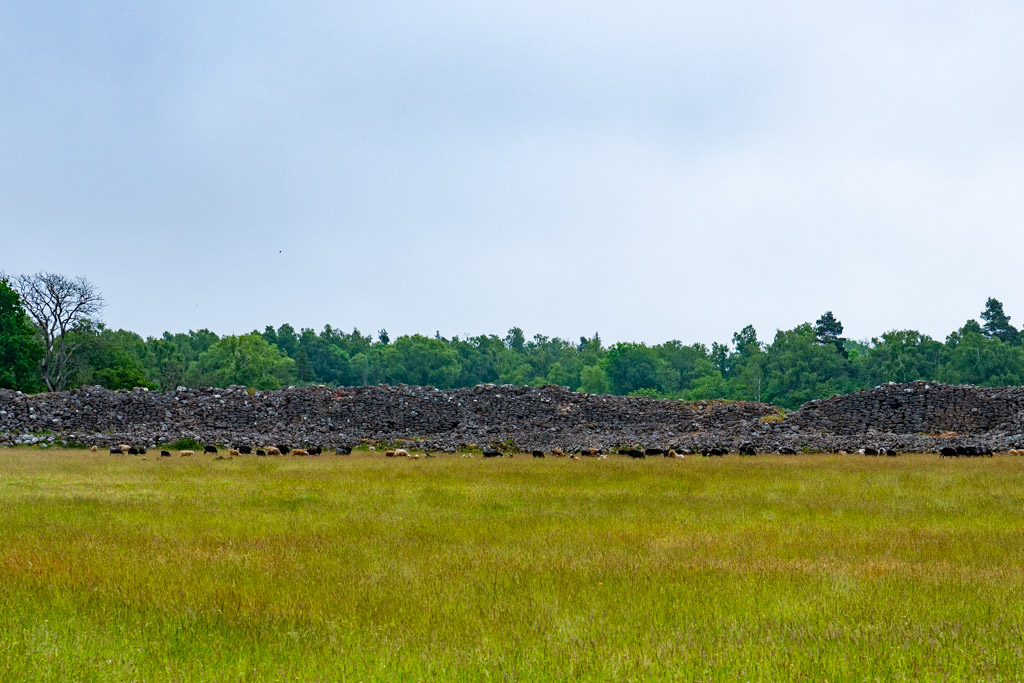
204, 445, 218, 454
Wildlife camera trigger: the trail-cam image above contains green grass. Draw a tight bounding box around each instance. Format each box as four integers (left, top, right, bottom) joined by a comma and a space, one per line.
2, 449, 1024, 680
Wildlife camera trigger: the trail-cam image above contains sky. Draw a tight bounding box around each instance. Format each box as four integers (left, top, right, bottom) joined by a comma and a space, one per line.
3, 1, 1024, 348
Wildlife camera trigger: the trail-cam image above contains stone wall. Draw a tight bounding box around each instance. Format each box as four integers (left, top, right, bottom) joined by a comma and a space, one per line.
0, 383, 776, 451
2, 381, 1023, 453
785, 382, 1024, 435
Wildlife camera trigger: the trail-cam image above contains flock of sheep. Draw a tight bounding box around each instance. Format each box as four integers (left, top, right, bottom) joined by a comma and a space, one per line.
87, 442, 1021, 459
92, 443, 350, 458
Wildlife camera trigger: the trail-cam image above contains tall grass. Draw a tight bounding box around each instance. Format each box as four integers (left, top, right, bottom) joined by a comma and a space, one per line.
2, 449, 1023, 680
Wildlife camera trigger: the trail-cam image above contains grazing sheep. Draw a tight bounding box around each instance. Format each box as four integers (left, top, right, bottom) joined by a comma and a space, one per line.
118, 444, 130, 454
292, 448, 309, 456
1011, 449, 1022, 456
626, 449, 645, 459
644, 448, 664, 457
884, 448, 898, 457
89, 445, 98, 453
551, 448, 565, 457
238, 445, 252, 454
204, 445, 218, 454
179, 450, 194, 457
863, 447, 878, 456
160, 450, 171, 457
738, 444, 756, 456
335, 446, 352, 455
395, 448, 410, 458
939, 447, 957, 458
702, 447, 727, 457
532, 450, 545, 458
109, 446, 121, 455
777, 446, 796, 455
482, 449, 503, 458
267, 447, 281, 456
277, 445, 291, 455
228, 449, 240, 456
256, 449, 267, 456
139, 447, 147, 455
128, 447, 139, 455
385, 450, 396, 457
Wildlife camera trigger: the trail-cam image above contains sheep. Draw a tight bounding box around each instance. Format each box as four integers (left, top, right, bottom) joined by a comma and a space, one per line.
335, 446, 352, 455
551, 448, 565, 457
204, 445, 218, 454
238, 445, 252, 454
626, 449, 645, 459
277, 445, 291, 455
884, 448, 899, 457
128, 447, 139, 455
368, 446, 376, 452
179, 450, 194, 457
738, 444, 757, 456
307, 446, 322, 455
228, 449, 240, 456
939, 447, 957, 458
267, 447, 281, 456
461, 453, 474, 458
385, 450, 396, 458
89, 445, 98, 453
256, 449, 267, 456
394, 448, 410, 458
292, 449, 309, 456
645, 448, 664, 457
118, 444, 130, 454
1011, 448, 1022, 456
160, 450, 171, 457
532, 450, 545, 458
138, 447, 147, 455
777, 446, 796, 455
108, 446, 121, 455
482, 449, 503, 458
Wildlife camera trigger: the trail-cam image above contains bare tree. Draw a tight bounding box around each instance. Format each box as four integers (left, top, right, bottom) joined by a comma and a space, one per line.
12, 272, 104, 391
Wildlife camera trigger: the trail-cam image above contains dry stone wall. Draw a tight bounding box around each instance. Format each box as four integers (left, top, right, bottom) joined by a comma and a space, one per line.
2, 381, 1023, 453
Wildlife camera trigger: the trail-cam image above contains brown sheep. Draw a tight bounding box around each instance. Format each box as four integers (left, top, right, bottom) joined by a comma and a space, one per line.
118, 444, 130, 454
552, 448, 564, 457
228, 449, 240, 456
267, 447, 281, 456
179, 450, 194, 457
292, 449, 309, 456
89, 445, 98, 453
385, 450, 396, 457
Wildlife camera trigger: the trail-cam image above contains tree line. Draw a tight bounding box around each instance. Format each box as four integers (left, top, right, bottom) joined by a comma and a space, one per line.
2, 272, 1023, 409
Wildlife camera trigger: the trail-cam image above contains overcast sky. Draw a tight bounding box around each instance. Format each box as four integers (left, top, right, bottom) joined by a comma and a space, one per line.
3, 2, 1023, 347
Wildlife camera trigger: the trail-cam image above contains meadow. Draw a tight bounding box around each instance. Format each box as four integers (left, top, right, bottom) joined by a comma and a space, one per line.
2, 448, 1024, 681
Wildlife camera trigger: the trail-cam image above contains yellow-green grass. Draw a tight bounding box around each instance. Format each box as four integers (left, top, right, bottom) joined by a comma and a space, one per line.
2, 448, 1024, 681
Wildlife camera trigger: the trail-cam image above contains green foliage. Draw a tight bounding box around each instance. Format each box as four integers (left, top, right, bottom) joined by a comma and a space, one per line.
164, 437, 203, 450
37, 294, 1024, 410
980, 297, 1018, 345
194, 333, 294, 390
0, 279, 43, 391
579, 364, 609, 394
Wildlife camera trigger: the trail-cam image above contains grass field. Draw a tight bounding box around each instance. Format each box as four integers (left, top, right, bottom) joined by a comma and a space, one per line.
2, 448, 1024, 681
